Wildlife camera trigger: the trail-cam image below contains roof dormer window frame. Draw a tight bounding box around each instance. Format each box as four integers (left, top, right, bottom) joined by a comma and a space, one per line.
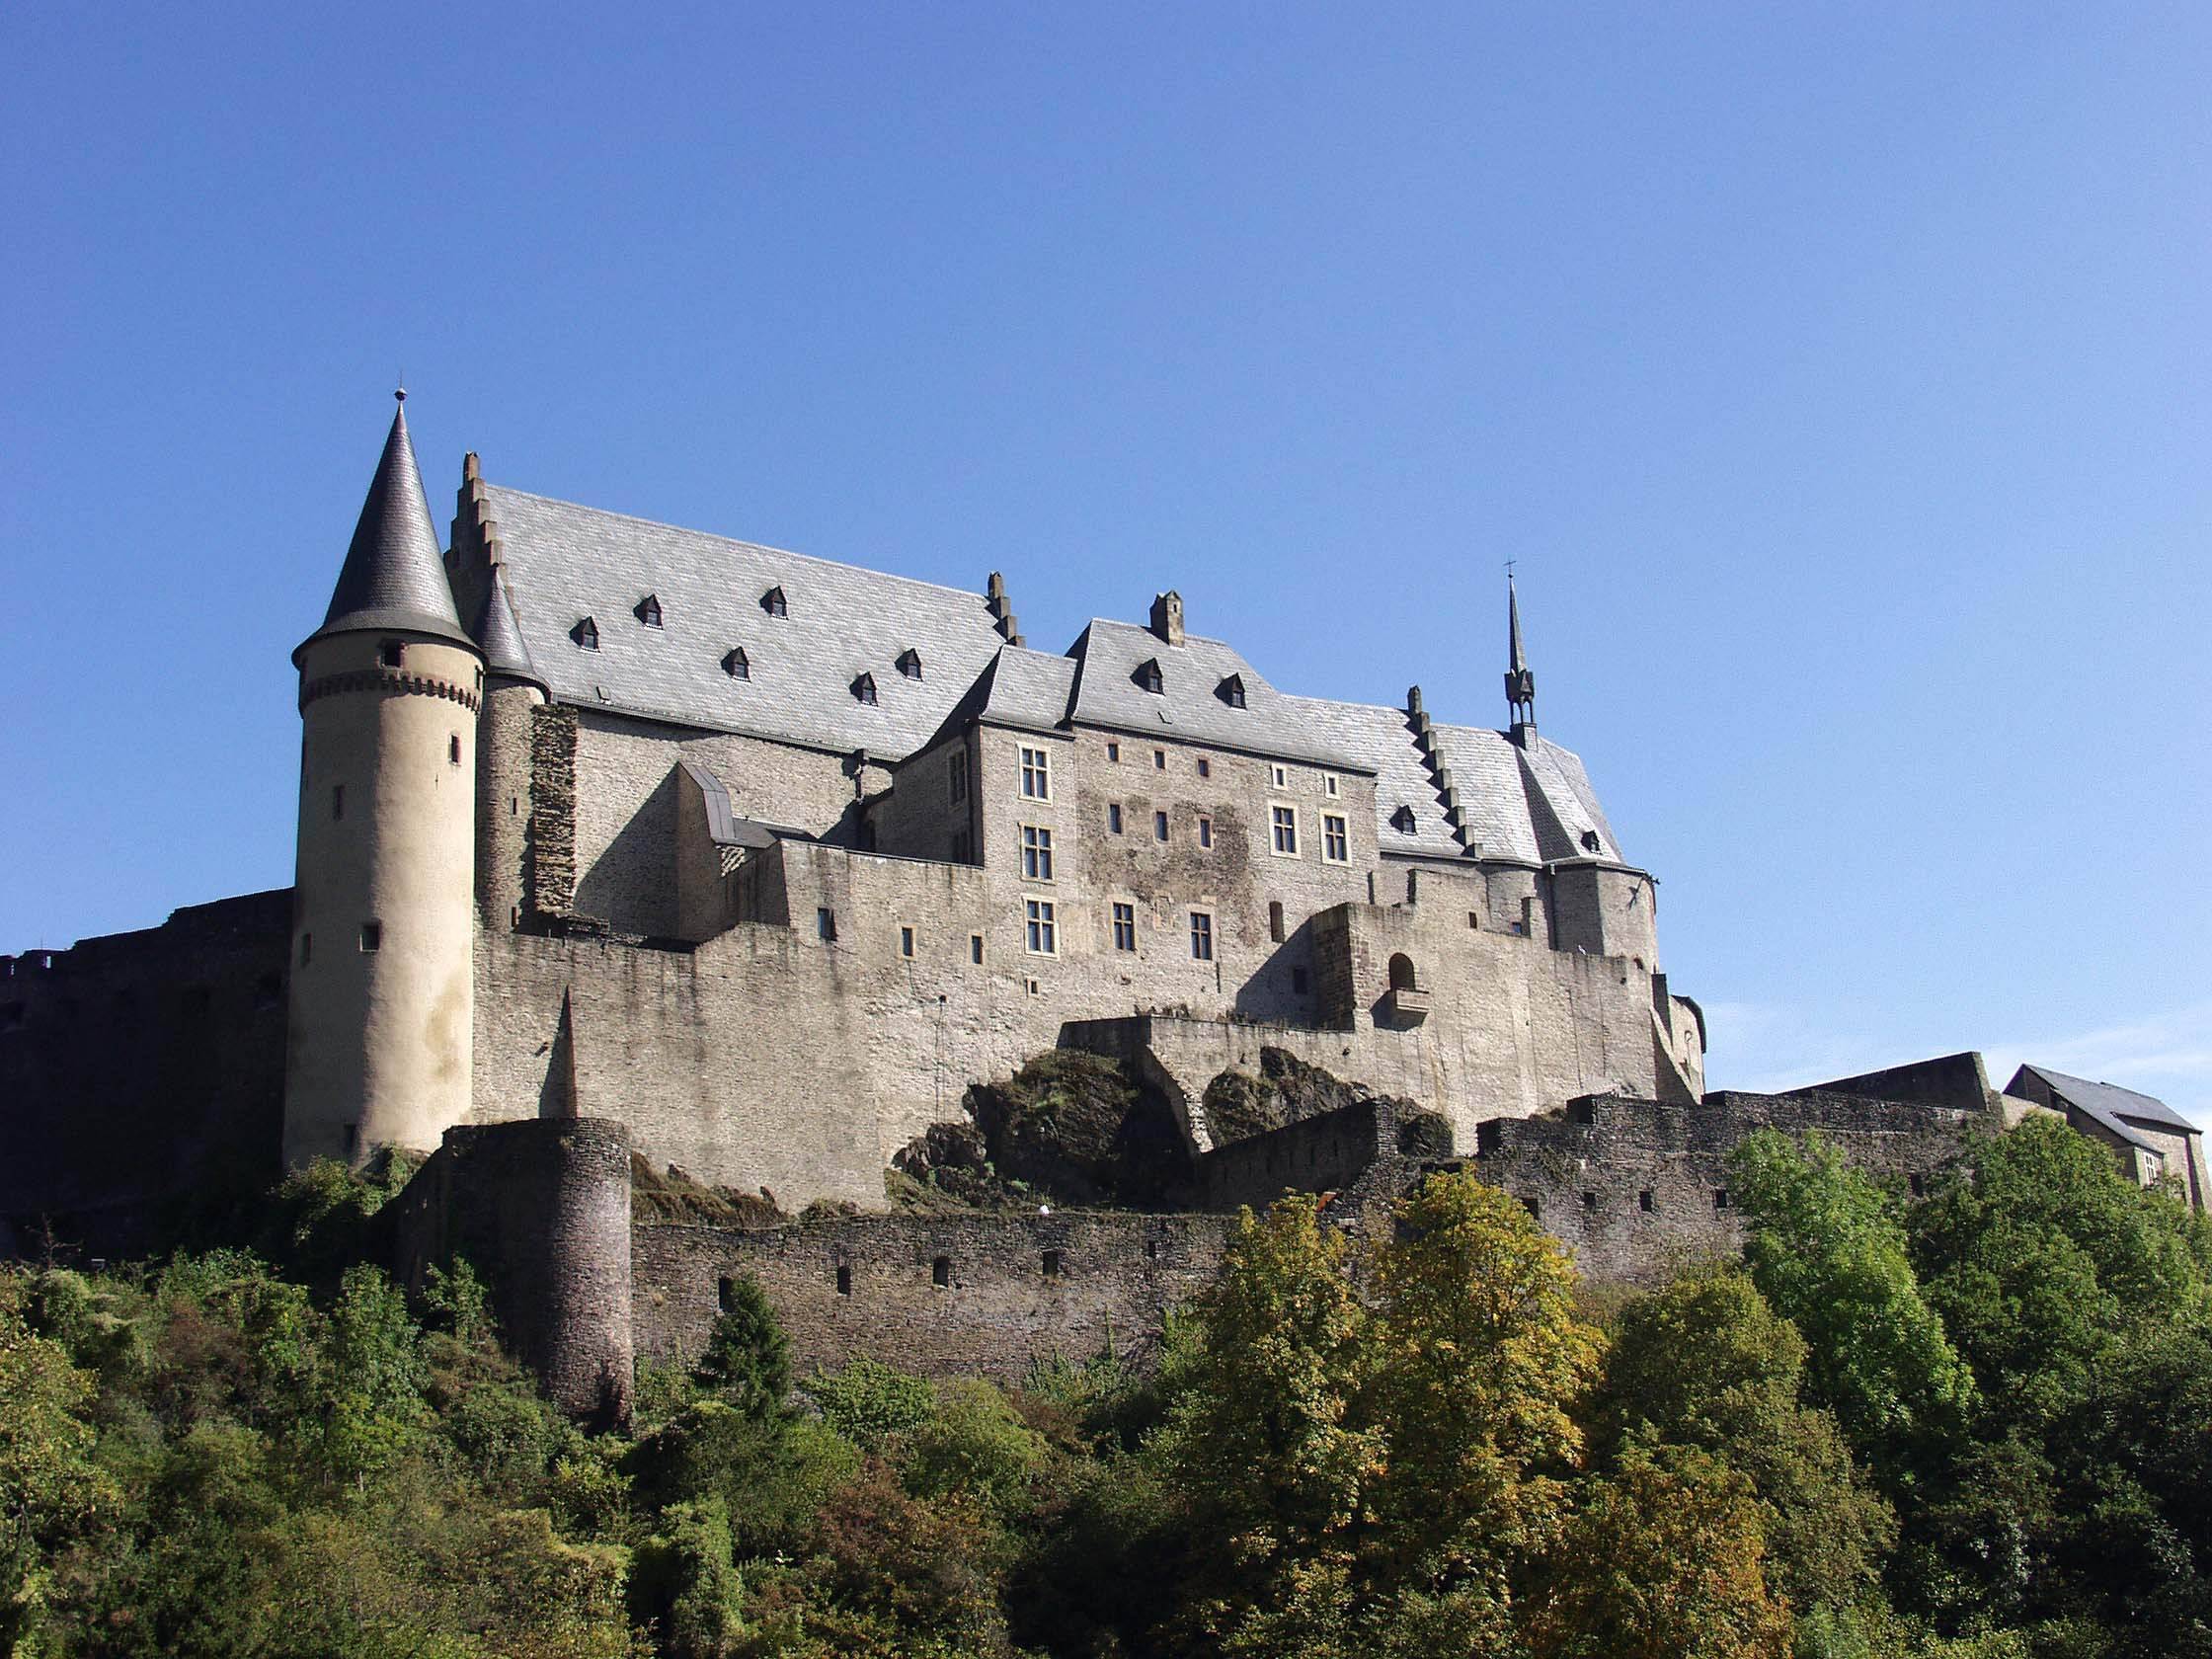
852, 672, 878, 705
1390, 804, 1417, 833
723, 646, 750, 679
1135, 658, 1164, 695
636, 593, 663, 628
1218, 672, 1246, 709
897, 648, 923, 680
573, 616, 599, 651
761, 586, 788, 617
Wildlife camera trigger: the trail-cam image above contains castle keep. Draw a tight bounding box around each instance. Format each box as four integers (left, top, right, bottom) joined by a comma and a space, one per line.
4, 398, 2200, 1408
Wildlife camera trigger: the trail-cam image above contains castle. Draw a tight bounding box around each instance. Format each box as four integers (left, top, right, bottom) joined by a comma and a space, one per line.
3, 397, 2201, 1411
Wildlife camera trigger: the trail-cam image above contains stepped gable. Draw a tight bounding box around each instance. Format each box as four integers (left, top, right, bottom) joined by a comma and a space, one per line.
482, 484, 1010, 759
1065, 616, 1366, 771
298, 394, 473, 660
1284, 694, 1462, 860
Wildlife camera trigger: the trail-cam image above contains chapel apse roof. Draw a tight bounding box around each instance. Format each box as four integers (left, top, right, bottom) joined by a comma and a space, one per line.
480, 484, 1011, 759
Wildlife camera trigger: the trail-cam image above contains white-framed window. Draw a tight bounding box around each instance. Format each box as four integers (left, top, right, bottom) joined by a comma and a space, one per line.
1271, 804, 1300, 856
949, 750, 968, 803
1025, 899, 1057, 955
1019, 746, 1050, 800
1021, 825, 1055, 881
1271, 763, 1289, 788
1197, 816, 1213, 848
1112, 902, 1137, 952
1189, 910, 1214, 961
1323, 772, 1339, 797
1322, 813, 1349, 863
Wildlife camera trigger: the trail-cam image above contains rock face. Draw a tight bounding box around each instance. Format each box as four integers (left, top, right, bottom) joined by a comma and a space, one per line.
1203, 1045, 1418, 1146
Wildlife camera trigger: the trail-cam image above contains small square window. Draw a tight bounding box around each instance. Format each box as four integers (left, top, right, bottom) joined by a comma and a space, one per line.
900, 925, 915, 958
359, 920, 382, 953
1153, 811, 1168, 841
1198, 816, 1213, 848
1713, 1189, 1731, 1211
932, 1255, 951, 1288
1323, 773, 1339, 797
1271, 763, 1288, 788
379, 640, 404, 668
1582, 1191, 1598, 1212
1112, 902, 1137, 952
1108, 803, 1123, 834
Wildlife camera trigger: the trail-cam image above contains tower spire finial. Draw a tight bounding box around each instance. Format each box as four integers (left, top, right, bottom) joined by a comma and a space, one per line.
1504, 567, 1537, 742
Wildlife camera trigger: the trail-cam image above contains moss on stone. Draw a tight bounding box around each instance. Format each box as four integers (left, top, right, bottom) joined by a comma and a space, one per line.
631, 1154, 787, 1229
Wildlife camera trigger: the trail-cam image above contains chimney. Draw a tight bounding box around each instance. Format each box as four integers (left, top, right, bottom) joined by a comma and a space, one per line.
1149, 591, 1185, 647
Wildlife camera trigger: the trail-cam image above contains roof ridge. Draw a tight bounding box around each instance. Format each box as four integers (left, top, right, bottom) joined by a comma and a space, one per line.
479, 482, 997, 607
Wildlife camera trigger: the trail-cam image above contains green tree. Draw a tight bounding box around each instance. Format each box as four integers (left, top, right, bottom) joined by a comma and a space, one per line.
0, 1282, 115, 1649
1728, 1131, 1973, 1479
631, 1495, 747, 1657
691, 1275, 793, 1420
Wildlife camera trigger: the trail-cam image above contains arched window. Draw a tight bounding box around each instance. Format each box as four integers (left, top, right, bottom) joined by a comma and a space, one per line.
1387, 952, 1418, 992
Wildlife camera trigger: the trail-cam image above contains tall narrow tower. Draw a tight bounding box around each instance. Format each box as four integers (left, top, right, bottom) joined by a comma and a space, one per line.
284, 393, 484, 1167
1504, 573, 1538, 745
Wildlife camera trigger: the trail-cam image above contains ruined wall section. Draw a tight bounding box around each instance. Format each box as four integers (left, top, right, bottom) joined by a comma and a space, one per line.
634, 1210, 1231, 1383
386, 1118, 633, 1419
0, 892, 290, 1256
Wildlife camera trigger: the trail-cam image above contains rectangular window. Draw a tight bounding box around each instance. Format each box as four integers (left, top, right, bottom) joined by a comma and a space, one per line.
359, 920, 382, 953
1025, 899, 1057, 955
1198, 816, 1213, 847
1108, 803, 1123, 834
1189, 910, 1214, 961
900, 925, 915, 958
971, 934, 985, 965
1323, 772, 1339, 797
1152, 749, 1165, 770
1106, 741, 1120, 763
1197, 756, 1211, 778
949, 750, 968, 803
1019, 746, 1050, 800
1021, 825, 1055, 882
1112, 902, 1137, 952
1271, 763, 1289, 788
332, 784, 345, 821
817, 908, 837, 942
1271, 805, 1300, 856
448, 733, 461, 765
1153, 811, 1168, 841
1322, 813, 1348, 863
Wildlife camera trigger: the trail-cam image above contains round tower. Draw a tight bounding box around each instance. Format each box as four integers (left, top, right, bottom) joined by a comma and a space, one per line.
285, 392, 484, 1167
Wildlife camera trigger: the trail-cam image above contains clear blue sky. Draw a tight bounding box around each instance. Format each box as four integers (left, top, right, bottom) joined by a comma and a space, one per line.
4, 4, 2206, 1124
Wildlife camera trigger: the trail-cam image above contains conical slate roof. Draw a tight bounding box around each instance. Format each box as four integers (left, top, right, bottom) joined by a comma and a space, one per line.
296, 394, 474, 663
472, 575, 546, 689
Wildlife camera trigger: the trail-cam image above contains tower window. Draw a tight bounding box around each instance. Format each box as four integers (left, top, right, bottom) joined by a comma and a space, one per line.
448, 734, 461, 765
901, 925, 915, 958
835, 1264, 851, 1296
1108, 803, 1123, 835
1197, 756, 1210, 778
359, 920, 382, 953
573, 617, 598, 651
379, 640, 404, 668
1197, 816, 1213, 847
723, 647, 750, 679
636, 593, 663, 627
1639, 1190, 1655, 1213
1153, 811, 1168, 841
1713, 1189, 1731, 1211
1153, 749, 1166, 770
332, 784, 345, 821
1106, 741, 1120, 762
1469, 910, 1482, 930
1135, 658, 1164, 694
761, 586, 787, 617
971, 934, 984, 965
817, 908, 837, 942
1582, 1191, 1598, 1212
898, 648, 923, 680
1112, 902, 1137, 951
932, 1255, 951, 1288
1269, 901, 1286, 943
1041, 1248, 1062, 1277
1189, 910, 1213, 961
852, 672, 878, 705
718, 1276, 736, 1312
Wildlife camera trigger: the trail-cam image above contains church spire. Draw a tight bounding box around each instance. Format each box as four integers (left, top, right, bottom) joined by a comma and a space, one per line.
295, 390, 473, 664
1504, 572, 1538, 743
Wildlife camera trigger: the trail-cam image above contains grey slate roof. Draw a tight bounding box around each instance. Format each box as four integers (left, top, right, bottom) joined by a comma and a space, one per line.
2016, 1066, 2199, 1146
1424, 725, 1623, 864
1284, 696, 1463, 861
472, 577, 545, 690
299, 399, 474, 662
1065, 619, 1368, 771
484, 485, 1010, 759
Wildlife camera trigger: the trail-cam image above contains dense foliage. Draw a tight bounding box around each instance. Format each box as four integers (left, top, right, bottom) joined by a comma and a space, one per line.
6, 1123, 2210, 1656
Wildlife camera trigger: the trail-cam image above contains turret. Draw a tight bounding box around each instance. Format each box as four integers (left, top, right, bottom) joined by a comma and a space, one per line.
471, 571, 547, 929
284, 392, 483, 1167
1504, 573, 1537, 744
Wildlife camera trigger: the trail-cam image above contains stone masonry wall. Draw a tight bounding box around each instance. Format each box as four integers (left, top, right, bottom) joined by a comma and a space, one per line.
633, 1210, 1232, 1383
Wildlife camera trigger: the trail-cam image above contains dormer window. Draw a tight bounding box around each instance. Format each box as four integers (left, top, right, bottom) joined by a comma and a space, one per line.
1579, 830, 1602, 852
1135, 658, 1164, 694
636, 593, 663, 628
1218, 673, 1246, 708
852, 672, 878, 705
723, 647, 750, 679
1390, 804, 1417, 833
897, 648, 923, 680
761, 586, 788, 617
573, 616, 599, 651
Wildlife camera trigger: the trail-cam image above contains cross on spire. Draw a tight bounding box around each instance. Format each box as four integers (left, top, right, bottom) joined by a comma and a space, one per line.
1505, 571, 1537, 739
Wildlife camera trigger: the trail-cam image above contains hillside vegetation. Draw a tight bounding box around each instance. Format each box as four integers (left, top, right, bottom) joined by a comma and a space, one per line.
4, 1117, 2209, 1657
